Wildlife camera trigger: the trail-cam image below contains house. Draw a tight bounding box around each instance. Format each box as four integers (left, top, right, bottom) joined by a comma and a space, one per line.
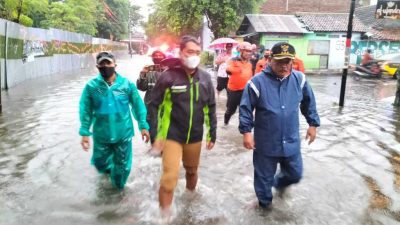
296, 12, 368, 68
354, 5, 400, 63
236, 13, 368, 70
260, 0, 376, 14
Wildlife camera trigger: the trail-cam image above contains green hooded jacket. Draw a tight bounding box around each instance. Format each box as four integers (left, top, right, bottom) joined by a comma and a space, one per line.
79, 73, 149, 143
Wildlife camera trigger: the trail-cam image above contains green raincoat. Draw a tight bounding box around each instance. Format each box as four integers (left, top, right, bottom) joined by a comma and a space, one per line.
79, 73, 149, 189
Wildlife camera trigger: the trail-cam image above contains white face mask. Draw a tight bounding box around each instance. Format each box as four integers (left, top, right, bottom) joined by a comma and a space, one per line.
182, 55, 201, 69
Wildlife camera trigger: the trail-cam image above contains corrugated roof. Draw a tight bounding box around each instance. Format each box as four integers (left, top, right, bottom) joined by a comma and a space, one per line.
355, 5, 400, 29
370, 29, 400, 41
244, 14, 310, 34
296, 13, 368, 32
355, 5, 400, 40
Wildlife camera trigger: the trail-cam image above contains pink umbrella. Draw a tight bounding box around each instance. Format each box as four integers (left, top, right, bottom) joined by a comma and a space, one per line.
208, 37, 238, 49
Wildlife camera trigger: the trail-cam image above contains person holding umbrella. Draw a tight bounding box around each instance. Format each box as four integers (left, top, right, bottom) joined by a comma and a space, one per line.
215, 43, 234, 95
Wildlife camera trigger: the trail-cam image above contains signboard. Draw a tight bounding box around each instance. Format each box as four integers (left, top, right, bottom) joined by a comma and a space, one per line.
376, 0, 400, 19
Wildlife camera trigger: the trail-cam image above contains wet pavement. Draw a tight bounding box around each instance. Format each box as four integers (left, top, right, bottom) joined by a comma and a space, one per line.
0, 54, 399, 225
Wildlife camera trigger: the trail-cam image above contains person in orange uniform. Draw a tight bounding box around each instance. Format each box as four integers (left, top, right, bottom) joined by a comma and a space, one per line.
224, 42, 253, 125
292, 55, 305, 73
255, 49, 271, 74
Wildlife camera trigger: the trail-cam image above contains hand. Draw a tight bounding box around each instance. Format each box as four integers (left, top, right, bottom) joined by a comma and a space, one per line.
141, 129, 150, 143
206, 141, 214, 150
81, 136, 90, 151
305, 126, 317, 145
151, 139, 165, 154
141, 66, 150, 73
243, 133, 255, 150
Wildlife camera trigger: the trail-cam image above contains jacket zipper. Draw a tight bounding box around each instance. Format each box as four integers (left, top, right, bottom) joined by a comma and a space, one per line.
186, 76, 194, 144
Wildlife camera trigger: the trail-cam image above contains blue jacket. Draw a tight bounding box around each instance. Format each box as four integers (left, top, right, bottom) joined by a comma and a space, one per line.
239, 66, 320, 157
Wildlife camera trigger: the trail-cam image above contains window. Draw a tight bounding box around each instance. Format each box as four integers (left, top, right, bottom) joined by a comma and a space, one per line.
308, 40, 330, 55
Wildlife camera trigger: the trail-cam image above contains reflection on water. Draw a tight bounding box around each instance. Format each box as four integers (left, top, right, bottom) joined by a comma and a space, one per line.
0, 57, 399, 225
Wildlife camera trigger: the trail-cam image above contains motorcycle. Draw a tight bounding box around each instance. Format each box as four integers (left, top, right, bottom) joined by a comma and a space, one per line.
352, 60, 387, 79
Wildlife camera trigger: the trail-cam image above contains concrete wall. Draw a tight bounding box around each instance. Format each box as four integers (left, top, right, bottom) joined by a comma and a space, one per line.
0, 19, 128, 89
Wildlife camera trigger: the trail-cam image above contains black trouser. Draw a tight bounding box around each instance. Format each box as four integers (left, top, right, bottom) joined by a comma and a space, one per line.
216, 77, 229, 92
224, 89, 243, 124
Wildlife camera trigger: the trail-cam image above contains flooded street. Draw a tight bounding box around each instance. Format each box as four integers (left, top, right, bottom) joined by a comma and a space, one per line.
0, 54, 399, 225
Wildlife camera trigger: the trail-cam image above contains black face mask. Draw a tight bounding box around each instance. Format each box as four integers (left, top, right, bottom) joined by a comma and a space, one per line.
98, 67, 115, 79
264, 55, 270, 59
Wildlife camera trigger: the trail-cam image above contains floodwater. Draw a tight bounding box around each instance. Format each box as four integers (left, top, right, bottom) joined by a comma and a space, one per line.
0, 55, 399, 225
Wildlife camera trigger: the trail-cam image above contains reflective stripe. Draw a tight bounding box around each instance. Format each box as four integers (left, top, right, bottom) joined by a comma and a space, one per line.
156, 89, 172, 140
248, 80, 260, 98
300, 72, 306, 89
203, 105, 211, 141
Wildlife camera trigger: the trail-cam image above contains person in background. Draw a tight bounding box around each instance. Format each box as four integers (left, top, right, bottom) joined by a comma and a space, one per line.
137, 50, 166, 143
361, 49, 373, 66
250, 44, 260, 75
79, 51, 150, 189
239, 42, 320, 209
255, 49, 271, 74
293, 55, 305, 73
394, 73, 400, 107
215, 43, 234, 95
224, 42, 253, 125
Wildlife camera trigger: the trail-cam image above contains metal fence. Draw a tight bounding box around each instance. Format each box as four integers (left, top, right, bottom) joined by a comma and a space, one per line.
0, 19, 127, 89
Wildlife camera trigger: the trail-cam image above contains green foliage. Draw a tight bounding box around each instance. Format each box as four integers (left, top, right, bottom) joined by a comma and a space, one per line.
0, 0, 141, 40
0, 0, 48, 27
145, 0, 265, 41
97, 0, 131, 40
200, 51, 214, 66
41, 0, 99, 35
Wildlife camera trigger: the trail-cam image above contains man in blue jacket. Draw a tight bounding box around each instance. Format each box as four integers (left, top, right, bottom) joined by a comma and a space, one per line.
239, 42, 320, 208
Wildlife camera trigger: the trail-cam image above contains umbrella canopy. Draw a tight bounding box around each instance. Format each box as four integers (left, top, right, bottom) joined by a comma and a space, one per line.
208, 37, 238, 49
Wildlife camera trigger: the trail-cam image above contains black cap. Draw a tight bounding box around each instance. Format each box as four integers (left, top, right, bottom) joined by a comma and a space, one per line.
96, 51, 115, 64
271, 42, 295, 60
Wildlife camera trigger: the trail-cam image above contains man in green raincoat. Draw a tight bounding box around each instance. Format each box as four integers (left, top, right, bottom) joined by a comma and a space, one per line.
79, 51, 150, 189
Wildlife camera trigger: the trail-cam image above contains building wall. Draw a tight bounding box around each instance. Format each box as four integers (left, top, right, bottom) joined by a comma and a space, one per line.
260, 32, 372, 70
351, 40, 400, 64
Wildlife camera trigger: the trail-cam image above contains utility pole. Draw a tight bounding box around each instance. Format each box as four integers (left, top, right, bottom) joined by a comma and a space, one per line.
128, 6, 132, 58
339, 0, 356, 107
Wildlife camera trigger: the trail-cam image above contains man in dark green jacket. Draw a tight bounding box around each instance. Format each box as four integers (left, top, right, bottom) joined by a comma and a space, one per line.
149, 36, 217, 214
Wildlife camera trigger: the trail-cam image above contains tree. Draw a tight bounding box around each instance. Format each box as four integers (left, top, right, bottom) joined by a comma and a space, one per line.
145, 0, 265, 41
41, 0, 99, 36
0, 0, 48, 27
129, 4, 143, 29
97, 0, 133, 40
